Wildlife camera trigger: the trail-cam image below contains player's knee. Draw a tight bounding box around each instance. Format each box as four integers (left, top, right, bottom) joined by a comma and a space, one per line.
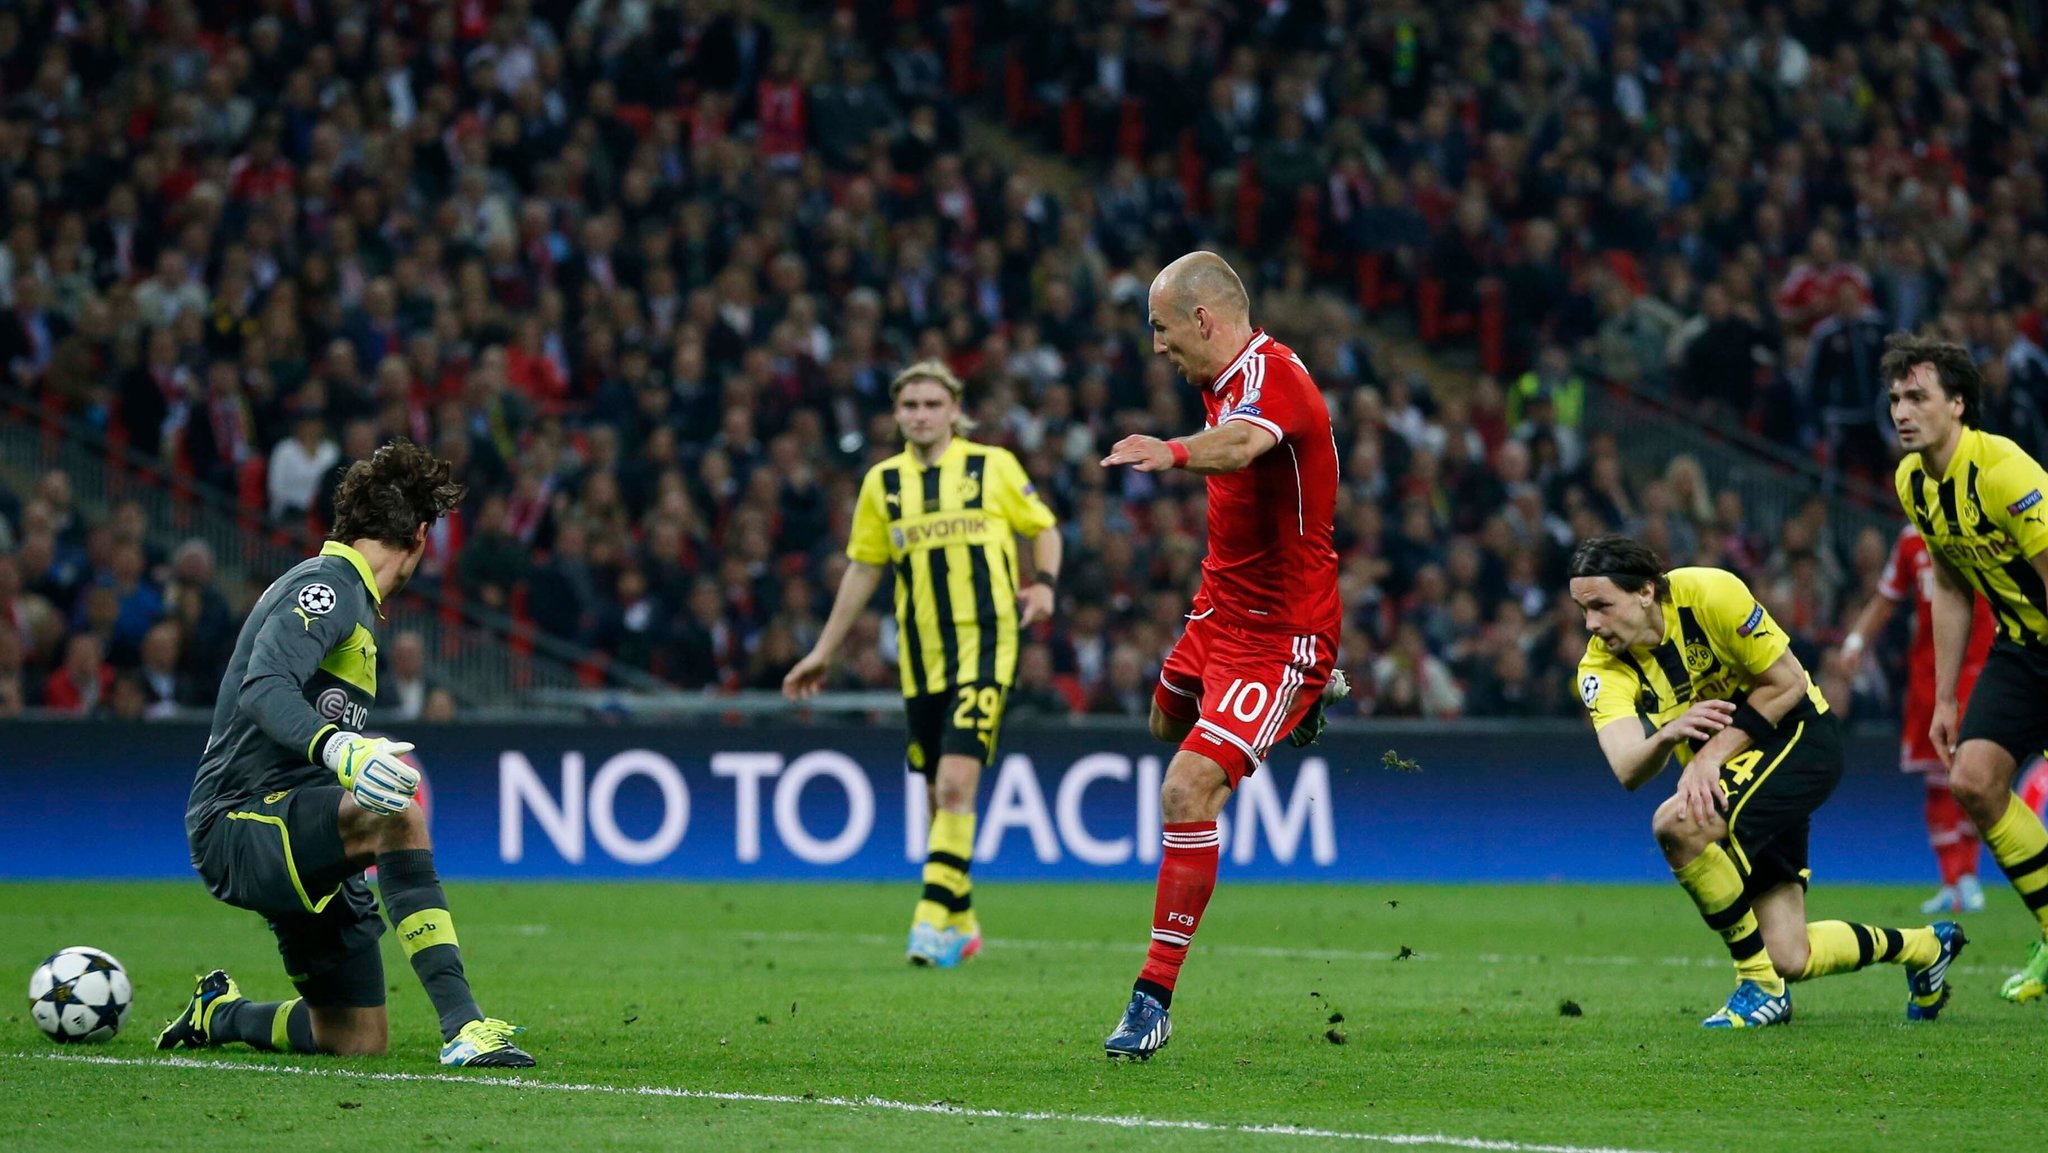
1650, 799, 1712, 855
1945, 753, 2006, 814
932, 757, 979, 812
310, 1008, 388, 1056
1773, 950, 1810, 982
375, 802, 432, 854
322, 1034, 388, 1057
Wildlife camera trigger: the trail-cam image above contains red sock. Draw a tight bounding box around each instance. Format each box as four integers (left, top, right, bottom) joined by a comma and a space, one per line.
1927, 783, 1980, 885
1135, 821, 1220, 1008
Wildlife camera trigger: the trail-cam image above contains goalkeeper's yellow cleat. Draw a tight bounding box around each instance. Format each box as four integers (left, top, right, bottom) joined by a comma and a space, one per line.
155, 969, 241, 1050
1999, 939, 2048, 1004
440, 1017, 536, 1068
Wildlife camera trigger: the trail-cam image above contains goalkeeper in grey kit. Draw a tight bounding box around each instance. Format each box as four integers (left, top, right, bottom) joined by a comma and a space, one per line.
156, 440, 533, 1068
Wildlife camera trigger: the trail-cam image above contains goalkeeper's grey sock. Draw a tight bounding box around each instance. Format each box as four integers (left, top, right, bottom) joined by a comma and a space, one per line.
377, 849, 482, 1041
212, 997, 318, 1053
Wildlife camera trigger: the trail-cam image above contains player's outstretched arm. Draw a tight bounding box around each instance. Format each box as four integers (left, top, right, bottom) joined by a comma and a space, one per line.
1101, 422, 1277, 476
784, 560, 884, 700
1822, 591, 1896, 717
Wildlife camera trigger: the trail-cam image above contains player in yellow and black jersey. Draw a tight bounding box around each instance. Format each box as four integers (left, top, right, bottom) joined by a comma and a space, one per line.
785, 361, 1062, 968
1887, 333, 2048, 1002
1570, 535, 1960, 1028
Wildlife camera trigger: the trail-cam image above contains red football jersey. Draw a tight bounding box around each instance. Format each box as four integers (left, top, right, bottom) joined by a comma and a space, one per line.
1877, 524, 1994, 714
1194, 330, 1341, 635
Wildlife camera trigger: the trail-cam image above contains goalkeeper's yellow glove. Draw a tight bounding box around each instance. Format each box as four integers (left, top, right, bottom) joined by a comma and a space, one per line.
319, 731, 420, 815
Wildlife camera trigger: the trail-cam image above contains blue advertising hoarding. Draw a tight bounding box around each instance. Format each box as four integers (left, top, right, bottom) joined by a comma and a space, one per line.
0, 722, 1981, 883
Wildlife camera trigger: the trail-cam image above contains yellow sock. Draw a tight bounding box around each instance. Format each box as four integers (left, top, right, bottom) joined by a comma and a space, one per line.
1801, 921, 1939, 979
915, 809, 976, 930
1985, 794, 2048, 936
1674, 845, 1784, 995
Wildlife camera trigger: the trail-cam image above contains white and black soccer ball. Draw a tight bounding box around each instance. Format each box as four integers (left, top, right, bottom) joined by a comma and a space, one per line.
28, 946, 132, 1043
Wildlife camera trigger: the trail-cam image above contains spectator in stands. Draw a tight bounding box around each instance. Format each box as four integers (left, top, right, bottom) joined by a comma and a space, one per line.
1006, 643, 1074, 721
376, 630, 434, 723
1802, 281, 1893, 481
422, 687, 459, 722
136, 620, 200, 718
165, 539, 232, 691
43, 632, 110, 715
267, 412, 340, 520
0, 0, 2025, 725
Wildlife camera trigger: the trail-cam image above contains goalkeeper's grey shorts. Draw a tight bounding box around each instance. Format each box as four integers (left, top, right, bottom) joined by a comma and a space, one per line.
193, 784, 387, 1004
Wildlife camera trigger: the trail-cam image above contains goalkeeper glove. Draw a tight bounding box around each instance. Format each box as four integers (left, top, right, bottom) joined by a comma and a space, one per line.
320, 731, 420, 815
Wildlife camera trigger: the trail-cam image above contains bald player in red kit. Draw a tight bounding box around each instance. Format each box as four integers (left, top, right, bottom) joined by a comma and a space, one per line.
1099, 251, 1346, 1059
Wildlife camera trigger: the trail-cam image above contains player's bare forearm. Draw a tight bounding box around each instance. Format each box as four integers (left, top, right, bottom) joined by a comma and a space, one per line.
1927, 553, 1975, 704
1597, 721, 1681, 792
812, 561, 885, 663
1178, 421, 1278, 475
1746, 652, 1810, 727
1690, 654, 1806, 769
1101, 423, 1277, 475
1030, 527, 1063, 583
1844, 593, 1897, 653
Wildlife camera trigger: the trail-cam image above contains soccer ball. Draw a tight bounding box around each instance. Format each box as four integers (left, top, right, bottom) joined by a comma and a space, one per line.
27, 946, 132, 1043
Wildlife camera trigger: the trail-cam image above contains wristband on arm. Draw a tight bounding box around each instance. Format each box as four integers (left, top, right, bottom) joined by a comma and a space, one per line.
1731, 700, 1776, 742
1167, 440, 1190, 469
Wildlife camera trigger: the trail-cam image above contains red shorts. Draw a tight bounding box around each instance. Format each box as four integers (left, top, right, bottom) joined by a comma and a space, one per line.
1901, 688, 1942, 777
1153, 608, 1338, 786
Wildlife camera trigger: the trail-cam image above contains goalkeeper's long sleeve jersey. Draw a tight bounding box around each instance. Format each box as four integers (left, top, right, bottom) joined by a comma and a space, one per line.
184, 542, 384, 853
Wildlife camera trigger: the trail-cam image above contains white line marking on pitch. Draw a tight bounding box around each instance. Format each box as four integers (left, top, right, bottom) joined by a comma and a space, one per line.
729, 930, 2008, 977
14, 1052, 1678, 1153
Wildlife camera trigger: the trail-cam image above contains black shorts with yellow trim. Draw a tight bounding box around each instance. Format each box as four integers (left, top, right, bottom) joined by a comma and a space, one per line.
1718, 707, 1845, 899
904, 682, 1009, 775
192, 784, 386, 1006
1959, 641, 2048, 765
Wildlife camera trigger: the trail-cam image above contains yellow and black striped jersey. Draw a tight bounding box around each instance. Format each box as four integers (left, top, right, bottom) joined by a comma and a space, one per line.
848, 438, 1058, 696
1895, 427, 2048, 650
1577, 567, 1827, 767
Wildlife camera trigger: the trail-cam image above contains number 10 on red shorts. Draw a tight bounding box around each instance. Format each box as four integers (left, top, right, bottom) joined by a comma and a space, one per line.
1153, 610, 1338, 786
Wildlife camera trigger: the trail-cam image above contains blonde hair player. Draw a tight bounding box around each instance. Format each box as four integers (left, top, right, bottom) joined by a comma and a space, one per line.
785, 360, 1062, 967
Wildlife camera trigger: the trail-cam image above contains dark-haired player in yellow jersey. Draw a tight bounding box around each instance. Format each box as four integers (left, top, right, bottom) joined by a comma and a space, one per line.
785, 361, 1061, 968
1569, 535, 1960, 1027
1888, 333, 2048, 1003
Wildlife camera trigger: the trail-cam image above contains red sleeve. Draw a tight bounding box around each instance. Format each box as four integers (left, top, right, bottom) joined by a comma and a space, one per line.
1220, 353, 1318, 442
1877, 530, 1916, 602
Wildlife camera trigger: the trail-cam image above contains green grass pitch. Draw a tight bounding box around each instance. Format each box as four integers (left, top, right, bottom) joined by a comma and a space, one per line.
3, 880, 2044, 1151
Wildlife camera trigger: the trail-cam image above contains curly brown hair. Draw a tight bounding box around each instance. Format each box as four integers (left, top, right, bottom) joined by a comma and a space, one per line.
327, 439, 467, 550
1878, 333, 1980, 428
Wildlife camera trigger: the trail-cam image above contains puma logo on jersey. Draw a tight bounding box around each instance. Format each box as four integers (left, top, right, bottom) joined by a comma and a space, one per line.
292, 607, 316, 631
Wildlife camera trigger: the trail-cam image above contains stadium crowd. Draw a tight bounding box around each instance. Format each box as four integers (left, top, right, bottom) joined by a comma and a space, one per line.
1, 0, 2040, 724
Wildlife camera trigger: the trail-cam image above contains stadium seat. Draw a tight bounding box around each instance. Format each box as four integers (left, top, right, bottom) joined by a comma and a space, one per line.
1177, 129, 1205, 213
1117, 98, 1145, 161
1355, 252, 1401, 314
437, 581, 465, 659
1478, 278, 1507, 375
1003, 51, 1030, 127
613, 103, 653, 140
1235, 156, 1261, 249
1060, 98, 1084, 157
945, 7, 976, 96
